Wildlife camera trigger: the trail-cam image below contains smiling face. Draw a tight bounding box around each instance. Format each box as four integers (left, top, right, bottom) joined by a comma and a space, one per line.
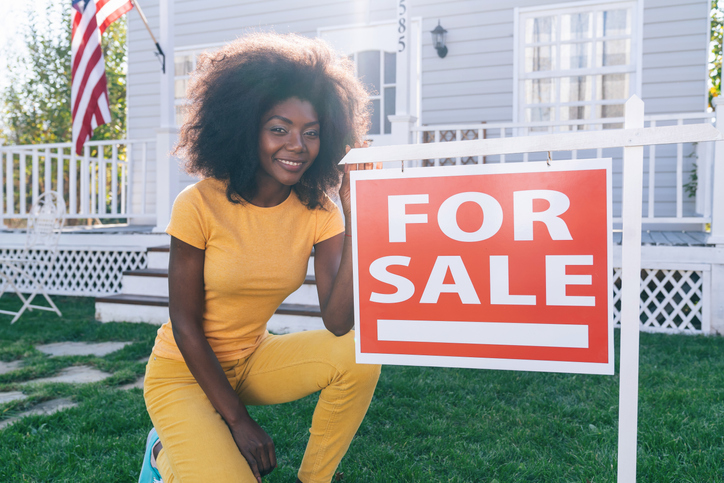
256, 97, 321, 194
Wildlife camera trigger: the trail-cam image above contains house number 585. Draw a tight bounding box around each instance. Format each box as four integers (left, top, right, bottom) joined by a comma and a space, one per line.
398, 0, 407, 52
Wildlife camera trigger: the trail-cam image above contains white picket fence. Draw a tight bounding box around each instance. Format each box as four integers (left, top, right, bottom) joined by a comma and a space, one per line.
412, 112, 716, 226
0, 139, 154, 221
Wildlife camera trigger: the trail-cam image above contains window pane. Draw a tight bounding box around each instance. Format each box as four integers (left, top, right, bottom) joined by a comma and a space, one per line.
384, 87, 396, 134
597, 40, 630, 66
597, 9, 630, 37
560, 76, 592, 102
560, 42, 591, 69
525, 46, 555, 72
560, 105, 590, 122
384, 52, 396, 84
174, 55, 193, 76
597, 103, 625, 129
561, 13, 592, 41
525, 78, 554, 104
525, 16, 556, 43
526, 107, 553, 123
174, 79, 188, 99
175, 105, 188, 126
597, 73, 629, 100
357, 50, 381, 94
369, 99, 381, 135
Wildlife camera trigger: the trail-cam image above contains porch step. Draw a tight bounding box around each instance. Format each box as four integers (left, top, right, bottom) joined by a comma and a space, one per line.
147, 245, 169, 270
95, 245, 323, 332
95, 293, 323, 331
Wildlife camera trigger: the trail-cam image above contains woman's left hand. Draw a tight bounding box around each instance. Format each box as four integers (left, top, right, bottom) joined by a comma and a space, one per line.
339, 142, 374, 220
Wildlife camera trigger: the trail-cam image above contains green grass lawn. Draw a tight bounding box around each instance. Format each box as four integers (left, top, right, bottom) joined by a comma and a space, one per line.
0, 295, 722, 482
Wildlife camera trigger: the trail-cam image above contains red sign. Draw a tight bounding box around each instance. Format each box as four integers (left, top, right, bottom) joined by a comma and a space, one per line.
350, 160, 613, 374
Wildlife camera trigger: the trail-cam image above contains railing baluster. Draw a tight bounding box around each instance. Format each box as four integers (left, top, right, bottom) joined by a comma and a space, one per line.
111, 144, 118, 215
676, 119, 684, 219
44, 148, 52, 194
57, 148, 64, 205
456, 129, 461, 164
125, 142, 134, 216
70, 149, 77, 215
19, 152, 27, 215
647, 121, 656, 218
98, 144, 106, 215
91, 149, 98, 215
81, 145, 90, 215
5, 152, 12, 216
32, 148, 39, 205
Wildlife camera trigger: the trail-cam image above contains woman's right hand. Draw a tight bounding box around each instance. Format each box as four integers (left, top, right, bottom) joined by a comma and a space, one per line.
229, 416, 277, 483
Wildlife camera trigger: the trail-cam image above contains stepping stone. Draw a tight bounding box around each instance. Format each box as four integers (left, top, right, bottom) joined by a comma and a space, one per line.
0, 391, 27, 404
20, 366, 113, 385
36, 341, 132, 357
0, 360, 22, 375
0, 398, 78, 430
119, 376, 144, 390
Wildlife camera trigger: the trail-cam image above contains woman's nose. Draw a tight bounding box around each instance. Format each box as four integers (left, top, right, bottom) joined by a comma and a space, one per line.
286, 131, 305, 152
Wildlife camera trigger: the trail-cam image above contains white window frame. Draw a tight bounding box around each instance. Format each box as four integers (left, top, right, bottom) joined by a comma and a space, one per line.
318, 19, 422, 146
173, 43, 224, 127
513, 0, 643, 128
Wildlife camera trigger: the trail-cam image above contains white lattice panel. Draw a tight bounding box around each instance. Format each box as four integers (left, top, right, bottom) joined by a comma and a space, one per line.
1, 248, 147, 296
612, 268, 705, 334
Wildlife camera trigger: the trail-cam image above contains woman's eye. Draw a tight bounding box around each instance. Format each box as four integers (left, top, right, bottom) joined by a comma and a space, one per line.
271, 127, 287, 134
305, 130, 319, 138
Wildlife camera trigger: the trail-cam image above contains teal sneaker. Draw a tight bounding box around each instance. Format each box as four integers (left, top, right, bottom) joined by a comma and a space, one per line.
138, 427, 163, 483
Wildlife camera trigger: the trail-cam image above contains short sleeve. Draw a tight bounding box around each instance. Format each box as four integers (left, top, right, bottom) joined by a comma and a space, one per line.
314, 194, 345, 244
166, 184, 207, 249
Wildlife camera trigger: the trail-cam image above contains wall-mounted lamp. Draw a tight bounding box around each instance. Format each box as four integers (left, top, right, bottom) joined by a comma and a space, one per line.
431, 20, 448, 58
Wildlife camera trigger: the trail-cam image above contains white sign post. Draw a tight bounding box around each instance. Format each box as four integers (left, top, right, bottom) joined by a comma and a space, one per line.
340, 96, 721, 482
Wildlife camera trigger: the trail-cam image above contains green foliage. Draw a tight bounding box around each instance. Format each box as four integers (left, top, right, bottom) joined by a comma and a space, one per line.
710, 0, 723, 107
0, 1, 127, 146
0, 294, 723, 481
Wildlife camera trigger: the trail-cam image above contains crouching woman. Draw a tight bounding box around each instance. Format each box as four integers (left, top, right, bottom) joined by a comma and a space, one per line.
139, 33, 381, 483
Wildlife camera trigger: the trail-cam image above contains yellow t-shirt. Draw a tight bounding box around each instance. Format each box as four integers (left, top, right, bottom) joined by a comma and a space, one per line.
152, 178, 345, 362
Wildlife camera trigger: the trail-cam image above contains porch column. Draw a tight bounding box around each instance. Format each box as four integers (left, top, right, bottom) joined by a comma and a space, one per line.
709, 98, 724, 335
388, 115, 418, 145
154, 0, 180, 232
709, 98, 724, 245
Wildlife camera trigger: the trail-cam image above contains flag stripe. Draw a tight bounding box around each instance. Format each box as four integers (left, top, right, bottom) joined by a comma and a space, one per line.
71, 0, 133, 155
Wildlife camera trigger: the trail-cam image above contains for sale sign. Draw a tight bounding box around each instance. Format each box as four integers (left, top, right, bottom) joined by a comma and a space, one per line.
350, 159, 613, 375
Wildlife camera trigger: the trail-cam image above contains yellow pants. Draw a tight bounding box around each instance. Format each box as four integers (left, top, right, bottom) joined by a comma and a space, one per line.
143, 330, 381, 483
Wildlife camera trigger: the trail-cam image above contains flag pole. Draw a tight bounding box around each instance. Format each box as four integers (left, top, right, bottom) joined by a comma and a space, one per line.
129, 0, 166, 73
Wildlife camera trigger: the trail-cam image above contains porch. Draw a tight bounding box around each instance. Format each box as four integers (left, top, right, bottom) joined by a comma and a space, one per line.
1, 107, 723, 335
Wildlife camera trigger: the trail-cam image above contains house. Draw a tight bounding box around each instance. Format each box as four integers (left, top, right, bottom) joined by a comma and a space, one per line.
1, 0, 722, 335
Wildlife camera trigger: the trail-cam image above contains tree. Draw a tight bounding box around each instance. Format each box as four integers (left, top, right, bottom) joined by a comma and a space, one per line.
0, 1, 127, 146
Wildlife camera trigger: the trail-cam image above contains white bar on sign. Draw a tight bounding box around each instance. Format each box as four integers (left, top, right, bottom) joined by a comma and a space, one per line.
377, 320, 589, 349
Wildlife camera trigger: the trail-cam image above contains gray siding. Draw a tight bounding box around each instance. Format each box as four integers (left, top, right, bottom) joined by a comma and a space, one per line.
129, 0, 709, 133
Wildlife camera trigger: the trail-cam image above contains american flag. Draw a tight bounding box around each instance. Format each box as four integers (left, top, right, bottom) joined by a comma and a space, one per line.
71, 0, 134, 155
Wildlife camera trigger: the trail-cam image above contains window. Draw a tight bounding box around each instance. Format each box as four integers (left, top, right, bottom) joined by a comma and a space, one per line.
174, 51, 199, 126
351, 50, 397, 135
517, 1, 637, 130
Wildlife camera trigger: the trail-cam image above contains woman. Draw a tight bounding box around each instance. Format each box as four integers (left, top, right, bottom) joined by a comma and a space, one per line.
138, 33, 381, 483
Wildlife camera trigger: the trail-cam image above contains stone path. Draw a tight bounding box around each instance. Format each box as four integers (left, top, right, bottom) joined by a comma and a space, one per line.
36, 341, 131, 357
0, 341, 142, 430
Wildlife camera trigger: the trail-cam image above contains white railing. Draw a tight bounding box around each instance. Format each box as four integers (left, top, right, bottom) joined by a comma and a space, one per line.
412, 112, 716, 227
0, 139, 154, 222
